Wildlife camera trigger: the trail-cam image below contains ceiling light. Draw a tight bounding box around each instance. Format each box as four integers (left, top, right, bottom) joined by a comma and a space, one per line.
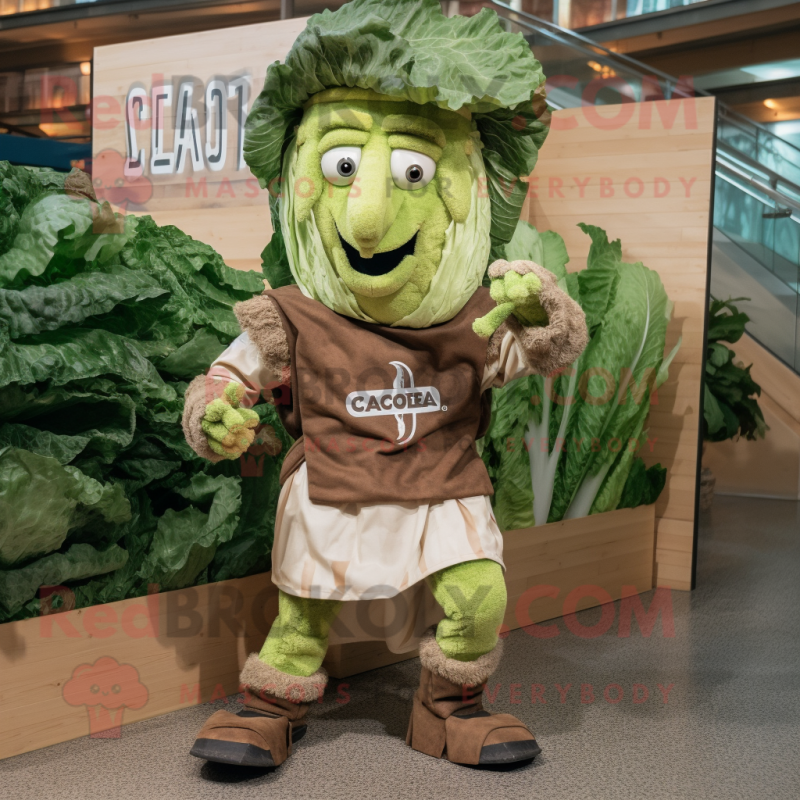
79, 62, 92, 76
763, 99, 780, 109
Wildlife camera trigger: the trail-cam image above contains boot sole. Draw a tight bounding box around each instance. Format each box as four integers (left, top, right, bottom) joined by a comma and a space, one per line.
476, 739, 542, 767
190, 724, 307, 768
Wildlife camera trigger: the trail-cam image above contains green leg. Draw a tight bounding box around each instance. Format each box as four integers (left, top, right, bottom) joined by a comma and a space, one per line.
259, 590, 343, 677
427, 559, 507, 662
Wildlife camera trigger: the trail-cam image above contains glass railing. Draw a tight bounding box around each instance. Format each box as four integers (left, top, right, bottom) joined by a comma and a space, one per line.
494, 0, 715, 28
565, 0, 713, 28
717, 107, 800, 194
713, 157, 800, 370
490, 1, 702, 107
488, 1, 800, 371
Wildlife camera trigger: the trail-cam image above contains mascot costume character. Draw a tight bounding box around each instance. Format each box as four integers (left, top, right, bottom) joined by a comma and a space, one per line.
183, 0, 587, 770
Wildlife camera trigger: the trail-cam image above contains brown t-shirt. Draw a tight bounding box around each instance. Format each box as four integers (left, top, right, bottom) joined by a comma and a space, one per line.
262, 285, 497, 505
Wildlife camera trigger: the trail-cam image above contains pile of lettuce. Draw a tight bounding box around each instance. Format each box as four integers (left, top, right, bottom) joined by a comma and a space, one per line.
481, 222, 679, 531
0, 163, 291, 623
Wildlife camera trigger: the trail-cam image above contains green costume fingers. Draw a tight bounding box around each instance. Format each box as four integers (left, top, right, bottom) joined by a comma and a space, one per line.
201, 382, 259, 460
473, 270, 547, 337
260, 591, 343, 677
472, 301, 515, 339
509, 272, 547, 326
208, 438, 248, 459
427, 559, 507, 662
224, 381, 246, 405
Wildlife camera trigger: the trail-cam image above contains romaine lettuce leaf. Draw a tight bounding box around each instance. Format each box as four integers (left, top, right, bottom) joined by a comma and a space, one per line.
0, 163, 269, 622
0, 542, 128, 616
483, 222, 674, 529
0, 446, 131, 567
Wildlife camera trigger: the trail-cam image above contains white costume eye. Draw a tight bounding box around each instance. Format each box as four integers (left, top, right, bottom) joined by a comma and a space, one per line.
391, 149, 436, 190
320, 147, 361, 186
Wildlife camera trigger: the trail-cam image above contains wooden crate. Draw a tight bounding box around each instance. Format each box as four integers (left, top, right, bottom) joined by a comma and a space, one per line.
0, 505, 654, 759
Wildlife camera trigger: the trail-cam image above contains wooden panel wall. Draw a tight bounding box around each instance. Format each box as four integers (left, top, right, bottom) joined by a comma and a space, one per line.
92, 17, 308, 271
0, 574, 279, 760
325, 503, 656, 678
527, 97, 717, 590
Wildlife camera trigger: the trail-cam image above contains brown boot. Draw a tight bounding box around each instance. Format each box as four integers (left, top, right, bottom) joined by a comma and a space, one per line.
190, 654, 327, 768
406, 629, 541, 767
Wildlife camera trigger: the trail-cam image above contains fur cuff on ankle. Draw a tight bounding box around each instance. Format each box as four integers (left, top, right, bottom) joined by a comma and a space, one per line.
418, 629, 504, 687
239, 653, 328, 703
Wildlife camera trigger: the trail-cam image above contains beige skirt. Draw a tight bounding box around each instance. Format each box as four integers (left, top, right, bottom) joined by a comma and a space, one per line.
270, 462, 505, 653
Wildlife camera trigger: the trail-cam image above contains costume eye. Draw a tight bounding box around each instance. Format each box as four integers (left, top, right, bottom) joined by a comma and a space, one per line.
391, 149, 436, 191
320, 146, 361, 186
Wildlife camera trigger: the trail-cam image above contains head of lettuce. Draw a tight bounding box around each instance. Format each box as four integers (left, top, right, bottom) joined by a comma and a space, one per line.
183, 0, 589, 773
245, 0, 554, 327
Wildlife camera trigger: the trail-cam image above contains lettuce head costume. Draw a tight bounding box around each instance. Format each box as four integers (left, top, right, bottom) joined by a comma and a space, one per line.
183, 0, 587, 770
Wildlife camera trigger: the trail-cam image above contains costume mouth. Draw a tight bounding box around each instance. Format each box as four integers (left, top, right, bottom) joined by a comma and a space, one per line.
337, 228, 418, 277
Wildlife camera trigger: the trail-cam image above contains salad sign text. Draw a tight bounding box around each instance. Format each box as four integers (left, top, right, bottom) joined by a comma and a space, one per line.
124, 75, 252, 177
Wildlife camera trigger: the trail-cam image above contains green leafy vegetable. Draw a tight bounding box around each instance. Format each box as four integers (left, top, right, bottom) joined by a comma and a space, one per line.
141, 474, 241, 590
0, 543, 129, 617
482, 221, 675, 529
244, 0, 550, 286
0, 446, 130, 567
0, 162, 280, 622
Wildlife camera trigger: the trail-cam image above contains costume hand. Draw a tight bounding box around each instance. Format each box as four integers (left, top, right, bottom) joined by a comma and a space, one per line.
473, 261, 548, 339
201, 381, 260, 460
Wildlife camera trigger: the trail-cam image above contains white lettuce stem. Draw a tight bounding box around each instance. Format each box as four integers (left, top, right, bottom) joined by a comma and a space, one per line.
526, 366, 579, 526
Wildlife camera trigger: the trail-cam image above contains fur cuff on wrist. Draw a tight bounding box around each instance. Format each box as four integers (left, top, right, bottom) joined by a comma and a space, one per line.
418, 629, 504, 687
239, 653, 328, 703
182, 375, 225, 463
233, 294, 291, 379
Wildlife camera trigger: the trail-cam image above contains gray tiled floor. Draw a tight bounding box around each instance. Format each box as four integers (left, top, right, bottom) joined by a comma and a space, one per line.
2, 495, 799, 800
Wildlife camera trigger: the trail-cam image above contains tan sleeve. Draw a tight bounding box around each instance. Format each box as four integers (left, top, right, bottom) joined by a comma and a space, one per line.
483, 260, 588, 387
208, 333, 276, 407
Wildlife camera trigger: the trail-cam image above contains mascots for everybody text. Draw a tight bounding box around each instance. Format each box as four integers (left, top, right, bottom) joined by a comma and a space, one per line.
183, 0, 587, 769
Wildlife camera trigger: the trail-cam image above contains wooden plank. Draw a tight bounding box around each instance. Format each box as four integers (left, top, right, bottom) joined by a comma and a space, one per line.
530, 97, 715, 589
654, 562, 696, 586
92, 17, 308, 271
0, 574, 278, 760
732, 334, 800, 428
324, 641, 419, 679
1, 505, 655, 746
704, 331, 800, 499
